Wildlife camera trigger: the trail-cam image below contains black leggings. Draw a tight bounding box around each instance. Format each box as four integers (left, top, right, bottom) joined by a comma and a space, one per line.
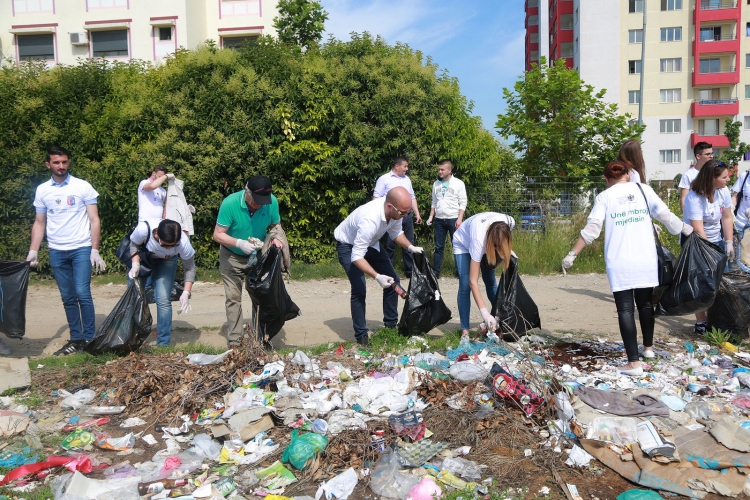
613, 288, 655, 362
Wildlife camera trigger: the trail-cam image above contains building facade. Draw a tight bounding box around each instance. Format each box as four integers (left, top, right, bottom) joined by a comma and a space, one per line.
525, 0, 750, 181
1, 0, 278, 66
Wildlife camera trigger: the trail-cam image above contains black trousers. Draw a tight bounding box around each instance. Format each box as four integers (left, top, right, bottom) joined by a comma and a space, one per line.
613, 287, 654, 362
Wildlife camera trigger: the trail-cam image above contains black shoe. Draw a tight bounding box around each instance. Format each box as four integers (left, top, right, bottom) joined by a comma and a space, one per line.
54, 340, 86, 356
356, 337, 371, 347
694, 322, 707, 335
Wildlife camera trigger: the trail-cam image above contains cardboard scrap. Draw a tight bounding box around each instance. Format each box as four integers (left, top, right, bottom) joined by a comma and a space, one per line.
708, 418, 750, 453
0, 358, 30, 393
212, 414, 274, 442
0, 411, 31, 437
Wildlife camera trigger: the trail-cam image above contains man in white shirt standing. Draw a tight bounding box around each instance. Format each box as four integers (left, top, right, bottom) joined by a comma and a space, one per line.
26, 146, 107, 356
373, 157, 422, 278
138, 165, 172, 222
679, 142, 713, 212
335, 187, 423, 346
426, 160, 467, 278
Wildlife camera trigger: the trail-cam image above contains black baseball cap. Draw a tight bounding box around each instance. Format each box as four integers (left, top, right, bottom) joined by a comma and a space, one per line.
246, 175, 273, 205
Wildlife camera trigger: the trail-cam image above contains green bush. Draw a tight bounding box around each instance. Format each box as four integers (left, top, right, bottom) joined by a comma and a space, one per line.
0, 34, 511, 269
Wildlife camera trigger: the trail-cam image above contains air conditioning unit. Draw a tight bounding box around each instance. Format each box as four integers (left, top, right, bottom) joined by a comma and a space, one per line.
70, 32, 88, 45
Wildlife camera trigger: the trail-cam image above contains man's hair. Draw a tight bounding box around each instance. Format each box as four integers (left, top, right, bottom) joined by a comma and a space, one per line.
438, 159, 453, 170
46, 145, 71, 162
153, 165, 167, 173
694, 141, 712, 157
392, 157, 408, 168
157, 219, 182, 244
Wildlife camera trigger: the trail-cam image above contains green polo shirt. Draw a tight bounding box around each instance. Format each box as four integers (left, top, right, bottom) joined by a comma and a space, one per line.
216, 191, 281, 255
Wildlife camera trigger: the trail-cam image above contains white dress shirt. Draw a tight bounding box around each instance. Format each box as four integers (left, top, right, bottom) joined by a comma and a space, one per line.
334, 198, 404, 261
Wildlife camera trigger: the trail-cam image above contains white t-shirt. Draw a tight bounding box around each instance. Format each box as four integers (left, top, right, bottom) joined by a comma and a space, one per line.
138, 178, 166, 222
452, 212, 515, 262
587, 183, 668, 292
678, 167, 699, 190
33, 175, 98, 251
130, 220, 195, 261
732, 171, 750, 230
628, 169, 641, 184
683, 188, 732, 243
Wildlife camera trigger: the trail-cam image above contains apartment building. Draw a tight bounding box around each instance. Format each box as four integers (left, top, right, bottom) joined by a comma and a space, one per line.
0, 0, 279, 66
525, 0, 750, 181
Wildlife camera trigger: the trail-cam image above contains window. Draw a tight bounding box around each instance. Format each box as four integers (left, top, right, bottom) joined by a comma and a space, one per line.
744, 116, 750, 129
629, 0, 644, 12
698, 88, 721, 100
747, 22, 750, 37
629, 60, 642, 74
660, 88, 681, 102
660, 150, 681, 163
629, 29, 643, 43
660, 119, 681, 133
222, 35, 259, 49
700, 58, 722, 73
660, 58, 682, 72
629, 91, 640, 104
699, 119, 720, 135
661, 0, 682, 10
745, 85, 750, 98
91, 30, 128, 58
561, 42, 574, 58
530, 50, 539, 61
528, 0, 539, 6
530, 32, 538, 44
746, 53, 750, 68
13, 0, 55, 14
700, 26, 721, 41
561, 14, 573, 30
87, 0, 127, 8
17, 34, 54, 61
528, 15, 539, 25
660, 27, 682, 41
158, 27, 172, 41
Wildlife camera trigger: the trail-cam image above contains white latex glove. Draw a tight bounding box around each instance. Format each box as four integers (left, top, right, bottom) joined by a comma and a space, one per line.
128, 261, 140, 279
26, 250, 38, 268
90, 249, 106, 272
166, 173, 175, 180
562, 252, 576, 276
187, 204, 196, 214
681, 223, 694, 236
407, 245, 424, 254
726, 240, 735, 260
235, 238, 257, 255
375, 274, 395, 289
511, 250, 518, 259
745, 207, 750, 221
179, 291, 191, 314
480, 308, 497, 332
653, 224, 662, 235
426, 218, 433, 226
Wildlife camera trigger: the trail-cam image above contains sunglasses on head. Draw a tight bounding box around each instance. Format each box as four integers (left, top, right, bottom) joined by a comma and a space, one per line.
389, 204, 409, 217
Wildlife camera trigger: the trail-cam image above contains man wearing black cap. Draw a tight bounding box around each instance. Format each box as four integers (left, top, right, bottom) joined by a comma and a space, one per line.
213, 175, 283, 347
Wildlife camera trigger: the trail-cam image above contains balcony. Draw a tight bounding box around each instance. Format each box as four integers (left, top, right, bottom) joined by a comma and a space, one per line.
691, 98, 739, 117
691, 133, 730, 147
695, 0, 740, 22
692, 66, 739, 85
693, 34, 739, 55
701, 0, 737, 9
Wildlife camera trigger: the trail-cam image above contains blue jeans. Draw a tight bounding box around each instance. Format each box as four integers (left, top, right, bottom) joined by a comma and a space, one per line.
49, 246, 95, 342
382, 213, 415, 277
454, 253, 498, 331
735, 226, 750, 273
432, 218, 457, 277
130, 256, 178, 346
336, 242, 400, 341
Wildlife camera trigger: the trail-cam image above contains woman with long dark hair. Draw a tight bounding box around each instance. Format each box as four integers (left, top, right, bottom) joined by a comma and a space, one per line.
617, 139, 646, 184
683, 159, 734, 334
563, 161, 692, 375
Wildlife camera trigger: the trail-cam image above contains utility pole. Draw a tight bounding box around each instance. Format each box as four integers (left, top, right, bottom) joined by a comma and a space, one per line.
638, 0, 647, 125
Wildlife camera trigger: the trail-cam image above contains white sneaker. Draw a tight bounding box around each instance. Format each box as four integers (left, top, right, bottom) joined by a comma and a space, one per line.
642, 350, 655, 359
0, 338, 11, 356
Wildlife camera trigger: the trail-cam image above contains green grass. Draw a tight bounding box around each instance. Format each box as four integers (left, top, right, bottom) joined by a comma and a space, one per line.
0, 484, 52, 500
289, 259, 346, 280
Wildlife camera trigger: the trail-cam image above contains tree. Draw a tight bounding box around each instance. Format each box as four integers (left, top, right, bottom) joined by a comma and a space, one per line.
496, 57, 644, 178
273, 0, 328, 49
719, 119, 749, 184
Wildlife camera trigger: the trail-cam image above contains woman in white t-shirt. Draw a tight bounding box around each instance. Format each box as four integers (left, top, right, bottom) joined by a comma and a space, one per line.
616, 139, 646, 184
562, 161, 693, 376
683, 159, 734, 335
452, 213, 515, 336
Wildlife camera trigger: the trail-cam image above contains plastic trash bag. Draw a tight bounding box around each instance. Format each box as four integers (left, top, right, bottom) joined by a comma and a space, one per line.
398, 253, 452, 336
659, 233, 727, 315
491, 256, 541, 334
58, 389, 96, 410
187, 350, 232, 365
145, 279, 184, 304
369, 451, 420, 499
707, 271, 750, 335
244, 246, 300, 340
85, 280, 152, 355
281, 430, 327, 470
0, 260, 30, 339
586, 417, 638, 445
315, 467, 358, 500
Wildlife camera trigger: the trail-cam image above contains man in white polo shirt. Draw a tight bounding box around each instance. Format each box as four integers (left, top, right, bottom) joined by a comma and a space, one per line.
335, 187, 423, 346
138, 164, 173, 222
373, 157, 422, 278
426, 160, 467, 278
26, 146, 107, 356
679, 141, 713, 212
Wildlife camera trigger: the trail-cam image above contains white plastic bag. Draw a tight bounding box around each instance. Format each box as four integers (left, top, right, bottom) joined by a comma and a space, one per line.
58, 389, 96, 410
187, 350, 232, 365
370, 452, 420, 498
192, 433, 222, 461
586, 417, 638, 445
316, 467, 358, 500
448, 362, 487, 382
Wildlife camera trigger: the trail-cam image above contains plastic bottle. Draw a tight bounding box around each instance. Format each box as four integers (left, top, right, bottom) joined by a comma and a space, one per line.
391, 282, 407, 299
137, 479, 188, 495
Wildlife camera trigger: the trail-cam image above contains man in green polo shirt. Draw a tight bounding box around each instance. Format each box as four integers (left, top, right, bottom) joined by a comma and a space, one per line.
213, 175, 282, 347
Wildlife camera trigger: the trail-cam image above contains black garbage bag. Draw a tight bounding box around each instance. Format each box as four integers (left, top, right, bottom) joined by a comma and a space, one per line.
145, 279, 184, 304
85, 280, 153, 355
0, 260, 30, 339
707, 271, 750, 336
397, 253, 452, 336
653, 245, 679, 316
660, 233, 727, 315
491, 256, 541, 334
244, 246, 300, 339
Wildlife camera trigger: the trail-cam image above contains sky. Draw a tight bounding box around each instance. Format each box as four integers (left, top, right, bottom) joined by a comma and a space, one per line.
319, 0, 527, 137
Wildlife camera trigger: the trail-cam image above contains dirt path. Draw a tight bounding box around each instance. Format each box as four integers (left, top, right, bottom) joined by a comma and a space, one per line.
12, 273, 696, 357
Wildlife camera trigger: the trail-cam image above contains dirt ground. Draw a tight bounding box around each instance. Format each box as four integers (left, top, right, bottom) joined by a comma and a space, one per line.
11, 272, 699, 358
